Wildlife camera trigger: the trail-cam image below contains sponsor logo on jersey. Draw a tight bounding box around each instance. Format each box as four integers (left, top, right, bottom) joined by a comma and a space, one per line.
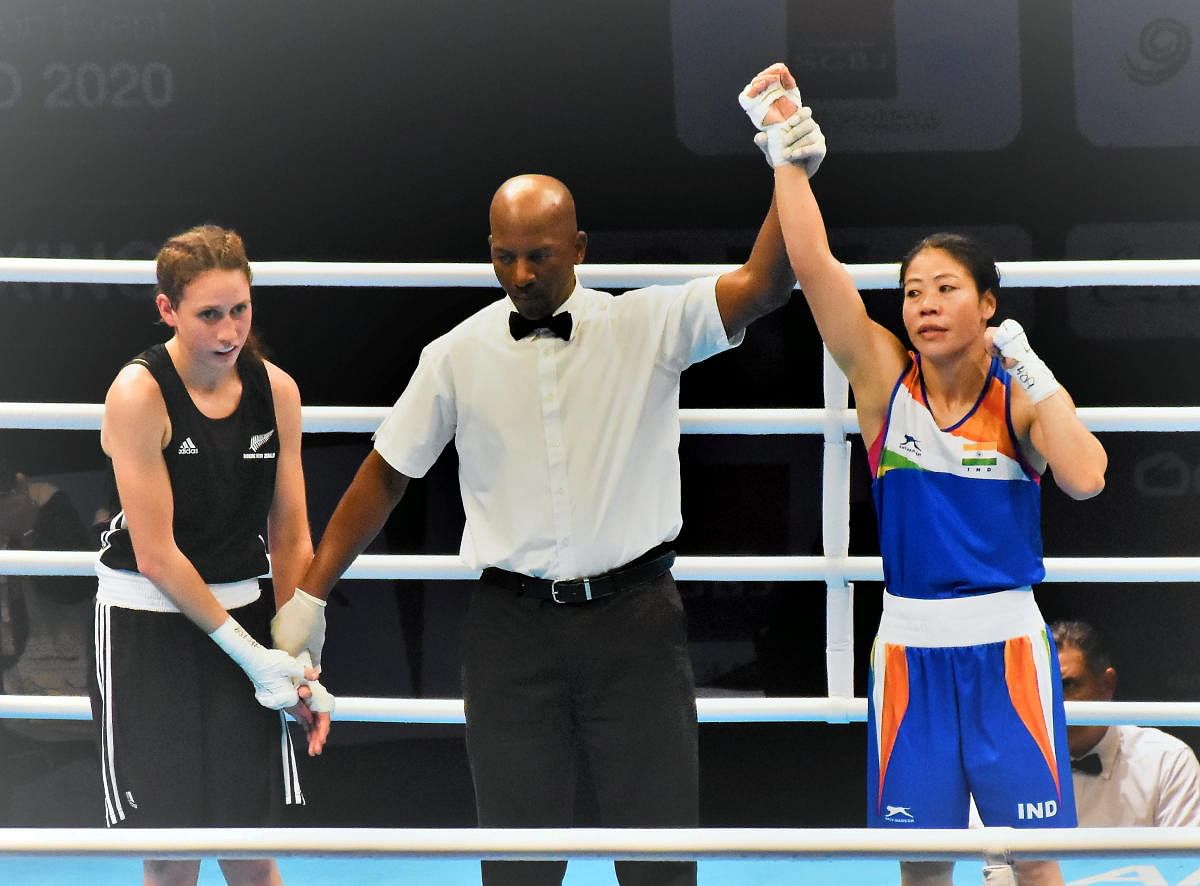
243, 428, 277, 460
884, 804, 915, 823
898, 434, 922, 458
125, 790, 138, 810
177, 437, 199, 455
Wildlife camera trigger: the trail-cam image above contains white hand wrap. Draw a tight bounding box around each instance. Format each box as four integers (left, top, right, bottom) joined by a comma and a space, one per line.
294, 650, 336, 714
271, 588, 327, 667
210, 616, 305, 710
992, 319, 1060, 404
738, 79, 803, 131
753, 107, 826, 176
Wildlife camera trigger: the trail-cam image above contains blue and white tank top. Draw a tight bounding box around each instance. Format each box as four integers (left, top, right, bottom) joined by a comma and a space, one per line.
868, 354, 1044, 600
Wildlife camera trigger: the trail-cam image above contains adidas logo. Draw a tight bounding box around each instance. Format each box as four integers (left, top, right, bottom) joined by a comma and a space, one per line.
249, 429, 275, 452
177, 437, 199, 455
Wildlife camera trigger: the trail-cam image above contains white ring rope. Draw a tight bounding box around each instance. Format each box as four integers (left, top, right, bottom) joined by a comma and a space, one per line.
4, 404, 1200, 434
2, 256, 1200, 288
0, 825, 1197, 860
5, 550, 1200, 583
1, 694, 1198, 727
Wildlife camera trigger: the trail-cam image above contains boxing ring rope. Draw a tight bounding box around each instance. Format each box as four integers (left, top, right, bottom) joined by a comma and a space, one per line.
1, 825, 1200, 861
2, 258, 1198, 729
5, 402, 1200, 434
3, 256, 1200, 288
3, 690, 1199, 728
5, 549, 1200, 583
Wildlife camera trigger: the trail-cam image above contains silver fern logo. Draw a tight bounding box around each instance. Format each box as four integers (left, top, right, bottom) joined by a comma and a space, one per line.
1123, 19, 1191, 86
243, 430, 277, 460
249, 430, 275, 452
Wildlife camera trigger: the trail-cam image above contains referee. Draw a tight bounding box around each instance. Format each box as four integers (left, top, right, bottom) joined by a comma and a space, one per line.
274, 171, 801, 886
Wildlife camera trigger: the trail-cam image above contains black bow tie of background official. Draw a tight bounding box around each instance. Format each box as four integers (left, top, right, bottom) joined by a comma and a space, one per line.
509, 311, 572, 342
1071, 753, 1102, 776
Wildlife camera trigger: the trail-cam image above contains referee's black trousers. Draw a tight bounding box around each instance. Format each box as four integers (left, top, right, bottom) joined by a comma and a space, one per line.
463, 569, 699, 886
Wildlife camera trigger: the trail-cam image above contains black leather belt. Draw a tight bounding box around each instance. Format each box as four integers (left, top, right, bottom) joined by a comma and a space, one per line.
480, 545, 676, 605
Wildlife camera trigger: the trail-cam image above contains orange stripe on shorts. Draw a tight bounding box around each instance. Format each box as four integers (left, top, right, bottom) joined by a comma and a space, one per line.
1004, 635, 1061, 800
877, 643, 910, 811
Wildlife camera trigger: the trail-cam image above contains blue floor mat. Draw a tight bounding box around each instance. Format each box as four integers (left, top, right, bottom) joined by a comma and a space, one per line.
2, 856, 1199, 885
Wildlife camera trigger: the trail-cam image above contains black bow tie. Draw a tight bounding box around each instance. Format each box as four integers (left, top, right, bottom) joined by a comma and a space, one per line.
509, 310, 572, 342
1071, 753, 1102, 776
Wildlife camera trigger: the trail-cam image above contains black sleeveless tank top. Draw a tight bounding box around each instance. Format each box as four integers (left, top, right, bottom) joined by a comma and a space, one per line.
99, 344, 278, 583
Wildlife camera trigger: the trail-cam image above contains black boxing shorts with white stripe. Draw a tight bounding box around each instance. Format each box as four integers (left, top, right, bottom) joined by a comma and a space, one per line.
91, 591, 304, 828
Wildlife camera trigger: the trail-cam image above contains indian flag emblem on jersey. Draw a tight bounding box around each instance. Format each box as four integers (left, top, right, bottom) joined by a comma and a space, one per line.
962, 440, 997, 471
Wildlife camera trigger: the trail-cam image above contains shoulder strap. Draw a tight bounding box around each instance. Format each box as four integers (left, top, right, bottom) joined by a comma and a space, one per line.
125, 343, 180, 394
237, 351, 275, 413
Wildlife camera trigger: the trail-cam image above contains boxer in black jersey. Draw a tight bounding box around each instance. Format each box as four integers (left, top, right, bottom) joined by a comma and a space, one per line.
92, 225, 329, 886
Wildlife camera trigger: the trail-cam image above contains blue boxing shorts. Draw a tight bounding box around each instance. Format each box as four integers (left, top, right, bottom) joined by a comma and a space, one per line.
866, 589, 1076, 830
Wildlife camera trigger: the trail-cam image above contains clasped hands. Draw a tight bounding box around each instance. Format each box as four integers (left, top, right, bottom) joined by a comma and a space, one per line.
272, 588, 333, 756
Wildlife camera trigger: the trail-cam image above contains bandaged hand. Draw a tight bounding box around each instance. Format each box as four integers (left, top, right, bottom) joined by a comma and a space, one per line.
293, 650, 335, 714
988, 319, 1061, 404
738, 63, 802, 130
271, 587, 327, 667
210, 616, 307, 710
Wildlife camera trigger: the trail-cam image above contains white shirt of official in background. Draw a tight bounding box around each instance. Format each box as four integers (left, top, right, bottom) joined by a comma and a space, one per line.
1071, 724, 1200, 827
372, 275, 741, 580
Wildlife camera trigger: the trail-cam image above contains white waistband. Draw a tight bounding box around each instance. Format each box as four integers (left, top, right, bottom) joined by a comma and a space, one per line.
877, 588, 1045, 648
95, 562, 261, 613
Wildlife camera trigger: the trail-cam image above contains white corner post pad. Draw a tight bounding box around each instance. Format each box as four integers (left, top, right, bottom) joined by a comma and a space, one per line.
992, 318, 1060, 404
271, 587, 328, 666
210, 616, 304, 710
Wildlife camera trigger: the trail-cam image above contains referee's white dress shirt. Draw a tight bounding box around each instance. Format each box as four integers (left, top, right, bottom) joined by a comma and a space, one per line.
373, 275, 741, 580
1071, 724, 1200, 827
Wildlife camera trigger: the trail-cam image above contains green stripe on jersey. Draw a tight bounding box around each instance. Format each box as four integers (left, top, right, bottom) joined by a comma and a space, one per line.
879, 449, 923, 472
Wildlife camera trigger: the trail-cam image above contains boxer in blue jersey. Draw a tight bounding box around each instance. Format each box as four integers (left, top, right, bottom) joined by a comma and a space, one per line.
741, 63, 1108, 886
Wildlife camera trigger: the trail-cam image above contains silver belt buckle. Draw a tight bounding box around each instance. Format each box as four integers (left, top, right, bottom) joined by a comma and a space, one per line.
550, 577, 592, 604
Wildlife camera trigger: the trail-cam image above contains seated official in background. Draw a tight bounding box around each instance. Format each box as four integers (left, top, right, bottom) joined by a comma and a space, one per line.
1053, 620, 1200, 827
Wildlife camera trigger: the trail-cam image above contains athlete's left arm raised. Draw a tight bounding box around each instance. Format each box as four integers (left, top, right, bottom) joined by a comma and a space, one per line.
986, 321, 1106, 500
1024, 389, 1107, 499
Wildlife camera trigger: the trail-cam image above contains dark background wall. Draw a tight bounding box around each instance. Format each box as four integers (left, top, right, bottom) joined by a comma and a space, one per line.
1, 0, 1199, 827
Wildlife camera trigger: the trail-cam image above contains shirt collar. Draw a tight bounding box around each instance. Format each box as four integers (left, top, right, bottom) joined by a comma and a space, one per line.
554, 278, 586, 316
504, 278, 587, 319
1077, 725, 1120, 781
